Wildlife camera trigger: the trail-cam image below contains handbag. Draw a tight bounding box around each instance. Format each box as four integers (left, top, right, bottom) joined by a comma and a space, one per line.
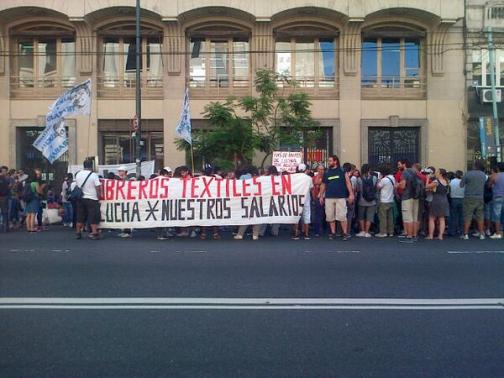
69, 172, 93, 201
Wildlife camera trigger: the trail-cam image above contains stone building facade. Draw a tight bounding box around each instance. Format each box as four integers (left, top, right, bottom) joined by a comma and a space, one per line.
0, 0, 465, 182
465, 0, 504, 165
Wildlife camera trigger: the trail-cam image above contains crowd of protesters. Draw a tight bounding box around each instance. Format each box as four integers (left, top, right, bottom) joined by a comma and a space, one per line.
1, 156, 504, 242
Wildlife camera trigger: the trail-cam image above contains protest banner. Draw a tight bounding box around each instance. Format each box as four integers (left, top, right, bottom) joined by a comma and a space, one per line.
68, 161, 155, 179
272, 151, 303, 173
98, 173, 312, 228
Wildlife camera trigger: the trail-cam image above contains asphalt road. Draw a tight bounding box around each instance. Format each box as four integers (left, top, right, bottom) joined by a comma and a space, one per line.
1, 227, 503, 377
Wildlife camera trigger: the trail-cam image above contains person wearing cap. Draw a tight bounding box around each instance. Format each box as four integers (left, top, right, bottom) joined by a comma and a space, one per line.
292, 163, 313, 240
116, 166, 133, 238
163, 167, 173, 178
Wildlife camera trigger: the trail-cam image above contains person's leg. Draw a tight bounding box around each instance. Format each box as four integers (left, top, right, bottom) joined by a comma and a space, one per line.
438, 217, 446, 240
386, 204, 394, 235
235, 225, 248, 238
252, 225, 260, 240
325, 199, 336, 236
492, 197, 503, 236
378, 204, 387, 235
427, 216, 435, 239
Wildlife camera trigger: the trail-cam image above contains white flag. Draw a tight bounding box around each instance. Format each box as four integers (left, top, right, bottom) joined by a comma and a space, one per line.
33, 79, 92, 164
175, 88, 192, 144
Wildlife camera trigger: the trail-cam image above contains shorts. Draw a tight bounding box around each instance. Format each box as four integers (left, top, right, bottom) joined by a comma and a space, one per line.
301, 199, 311, 224
402, 199, 419, 223
463, 198, 484, 223
325, 198, 347, 222
77, 198, 101, 225
358, 205, 377, 223
492, 197, 504, 222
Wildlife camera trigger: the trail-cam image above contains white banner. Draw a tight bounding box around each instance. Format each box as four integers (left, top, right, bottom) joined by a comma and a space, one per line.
33, 79, 92, 163
68, 161, 155, 179
98, 173, 312, 228
272, 151, 303, 173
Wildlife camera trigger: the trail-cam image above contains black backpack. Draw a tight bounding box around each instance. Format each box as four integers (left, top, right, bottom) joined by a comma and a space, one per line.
361, 176, 376, 202
410, 173, 425, 200
21, 183, 34, 202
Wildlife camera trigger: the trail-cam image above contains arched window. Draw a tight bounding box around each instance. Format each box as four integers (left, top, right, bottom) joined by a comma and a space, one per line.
274, 24, 338, 90
188, 23, 251, 95
98, 22, 163, 96
11, 23, 76, 91
361, 25, 426, 95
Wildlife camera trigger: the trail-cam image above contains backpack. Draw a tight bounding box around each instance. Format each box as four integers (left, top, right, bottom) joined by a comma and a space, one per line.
21, 183, 34, 202
409, 172, 425, 200
68, 172, 93, 201
361, 176, 376, 202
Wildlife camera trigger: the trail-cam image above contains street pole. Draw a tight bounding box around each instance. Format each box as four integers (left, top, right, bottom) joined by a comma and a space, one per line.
135, 0, 142, 178
487, 26, 501, 161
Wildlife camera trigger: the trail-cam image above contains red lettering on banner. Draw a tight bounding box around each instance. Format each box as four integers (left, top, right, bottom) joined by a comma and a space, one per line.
182, 178, 190, 198
215, 178, 223, 197
242, 179, 250, 197
149, 178, 159, 198
191, 178, 199, 198
253, 176, 262, 196
139, 179, 149, 199
105, 179, 115, 200
116, 180, 126, 200
281, 174, 292, 195
159, 177, 169, 198
201, 177, 214, 198
127, 180, 138, 200
232, 179, 241, 197
271, 176, 280, 196
225, 179, 231, 197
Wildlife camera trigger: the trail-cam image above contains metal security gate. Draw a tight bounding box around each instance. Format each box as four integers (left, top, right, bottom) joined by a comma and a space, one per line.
368, 127, 420, 166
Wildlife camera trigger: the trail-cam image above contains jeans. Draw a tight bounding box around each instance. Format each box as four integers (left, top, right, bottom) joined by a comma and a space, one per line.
312, 200, 325, 235
448, 198, 464, 235
63, 202, 73, 225
9, 197, 20, 225
0, 196, 8, 232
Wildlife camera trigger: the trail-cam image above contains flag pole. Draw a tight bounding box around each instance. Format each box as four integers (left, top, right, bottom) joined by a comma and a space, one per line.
135, 0, 142, 179
190, 143, 195, 174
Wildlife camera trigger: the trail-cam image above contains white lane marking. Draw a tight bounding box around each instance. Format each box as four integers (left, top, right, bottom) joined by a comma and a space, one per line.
0, 305, 502, 310
50, 249, 70, 253
149, 250, 160, 253
448, 250, 504, 254
175, 250, 207, 253
303, 250, 360, 254
9, 249, 35, 253
0, 298, 502, 305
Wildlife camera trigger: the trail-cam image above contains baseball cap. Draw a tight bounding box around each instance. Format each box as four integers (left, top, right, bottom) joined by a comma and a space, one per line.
164, 166, 173, 172
298, 163, 307, 172
118, 165, 128, 171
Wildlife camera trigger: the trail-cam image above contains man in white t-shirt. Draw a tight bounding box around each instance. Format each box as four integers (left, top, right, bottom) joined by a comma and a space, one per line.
75, 159, 102, 240
376, 165, 396, 237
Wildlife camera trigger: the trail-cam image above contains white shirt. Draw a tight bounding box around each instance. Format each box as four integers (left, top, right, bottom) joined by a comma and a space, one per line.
75, 170, 101, 201
377, 175, 396, 203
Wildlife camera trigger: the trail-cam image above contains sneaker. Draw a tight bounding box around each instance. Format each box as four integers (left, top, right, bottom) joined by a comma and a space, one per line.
75, 232, 82, 240
157, 235, 168, 240
375, 233, 388, 238
252, 235, 259, 241
399, 237, 414, 243
364, 233, 372, 238
397, 234, 407, 239
292, 235, 300, 240
120, 233, 132, 238
356, 231, 366, 237
486, 229, 492, 237
388, 234, 395, 238
233, 234, 243, 240
342, 234, 351, 241
490, 233, 503, 239
304, 235, 311, 240
461, 234, 469, 240
479, 234, 486, 240
89, 233, 100, 240
328, 233, 335, 240
472, 231, 481, 237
